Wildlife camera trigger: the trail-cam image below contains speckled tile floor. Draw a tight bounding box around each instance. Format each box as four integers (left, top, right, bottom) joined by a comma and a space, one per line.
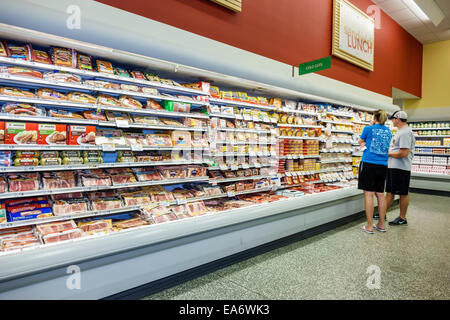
142, 192, 450, 300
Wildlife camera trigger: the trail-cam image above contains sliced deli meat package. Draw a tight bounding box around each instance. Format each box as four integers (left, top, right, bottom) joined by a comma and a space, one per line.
76, 52, 93, 71
44, 71, 81, 84
120, 95, 143, 109
7, 43, 31, 60
0, 87, 35, 98
30, 46, 52, 64
51, 47, 76, 68
97, 94, 121, 107
96, 60, 114, 74
37, 88, 67, 100
2, 103, 46, 116
0, 66, 43, 79
67, 92, 96, 104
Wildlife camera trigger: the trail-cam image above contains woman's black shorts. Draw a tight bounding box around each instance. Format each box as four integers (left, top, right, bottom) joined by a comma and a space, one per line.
358, 161, 388, 193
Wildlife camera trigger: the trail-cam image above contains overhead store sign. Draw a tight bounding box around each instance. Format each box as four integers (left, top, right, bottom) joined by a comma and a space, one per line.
299, 56, 331, 75
332, 0, 375, 71
209, 0, 242, 12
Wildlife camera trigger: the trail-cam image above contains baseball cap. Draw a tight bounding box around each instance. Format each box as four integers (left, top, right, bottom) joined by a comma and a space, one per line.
390, 110, 408, 120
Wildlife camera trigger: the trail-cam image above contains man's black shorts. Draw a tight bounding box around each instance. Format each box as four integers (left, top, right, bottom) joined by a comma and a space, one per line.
385, 168, 411, 195
358, 161, 387, 193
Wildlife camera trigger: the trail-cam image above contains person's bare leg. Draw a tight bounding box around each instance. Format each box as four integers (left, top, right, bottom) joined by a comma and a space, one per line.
364, 191, 374, 231
399, 194, 409, 220
375, 192, 386, 229
385, 192, 395, 212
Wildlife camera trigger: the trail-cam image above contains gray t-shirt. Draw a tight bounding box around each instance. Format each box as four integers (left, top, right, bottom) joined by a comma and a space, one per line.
388, 126, 415, 171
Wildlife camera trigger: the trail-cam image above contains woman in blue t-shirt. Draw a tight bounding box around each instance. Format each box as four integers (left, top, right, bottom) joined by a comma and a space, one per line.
358, 110, 392, 234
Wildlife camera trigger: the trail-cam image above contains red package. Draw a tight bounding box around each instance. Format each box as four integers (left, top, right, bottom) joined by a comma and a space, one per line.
130, 71, 146, 80
37, 123, 67, 145
5, 122, 38, 145
5, 197, 47, 207
67, 125, 96, 145
0, 121, 4, 144
7, 202, 51, 214
0, 41, 9, 57
30, 46, 52, 64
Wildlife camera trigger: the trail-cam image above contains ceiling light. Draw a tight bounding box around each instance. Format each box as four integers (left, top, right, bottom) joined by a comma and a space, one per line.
402, 0, 430, 22
414, 0, 445, 26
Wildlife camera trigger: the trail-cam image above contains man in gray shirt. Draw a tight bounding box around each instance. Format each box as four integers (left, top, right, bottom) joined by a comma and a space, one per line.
385, 111, 415, 226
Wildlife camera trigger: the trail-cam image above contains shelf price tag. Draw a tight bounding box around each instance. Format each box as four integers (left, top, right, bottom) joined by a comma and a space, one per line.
116, 119, 129, 128
131, 144, 144, 152
102, 144, 116, 152
227, 191, 236, 197
176, 198, 187, 205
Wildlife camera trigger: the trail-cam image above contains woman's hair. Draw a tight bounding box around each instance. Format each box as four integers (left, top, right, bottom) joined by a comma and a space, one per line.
373, 109, 387, 125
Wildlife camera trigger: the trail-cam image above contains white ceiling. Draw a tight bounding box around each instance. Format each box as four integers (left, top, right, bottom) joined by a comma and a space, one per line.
372, 0, 450, 44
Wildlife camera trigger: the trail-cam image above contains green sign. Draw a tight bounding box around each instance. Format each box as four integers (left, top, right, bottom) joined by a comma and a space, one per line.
299, 56, 331, 75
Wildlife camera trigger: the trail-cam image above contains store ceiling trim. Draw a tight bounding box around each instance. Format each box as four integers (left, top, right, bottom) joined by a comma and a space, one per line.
372, 0, 450, 44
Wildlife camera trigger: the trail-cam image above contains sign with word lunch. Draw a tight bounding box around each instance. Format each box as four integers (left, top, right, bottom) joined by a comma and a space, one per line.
332, 0, 375, 71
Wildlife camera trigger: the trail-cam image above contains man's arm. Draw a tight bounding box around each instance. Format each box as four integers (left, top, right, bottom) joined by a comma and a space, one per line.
389, 148, 409, 158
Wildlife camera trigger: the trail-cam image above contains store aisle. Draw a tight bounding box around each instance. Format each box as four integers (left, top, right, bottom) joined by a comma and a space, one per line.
142, 192, 450, 300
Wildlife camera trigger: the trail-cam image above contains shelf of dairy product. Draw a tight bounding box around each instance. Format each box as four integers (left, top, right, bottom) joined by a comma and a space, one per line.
410, 121, 450, 130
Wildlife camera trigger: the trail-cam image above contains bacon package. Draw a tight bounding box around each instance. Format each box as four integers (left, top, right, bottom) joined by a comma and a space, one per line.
7, 43, 30, 60
159, 166, 187, 179
37, 88, 67, 100
2, 103, 45, 116
78, 219, 113, 236
90, 197, 123, 211
0, 229, 40, 251
112, 217, 148, 230
52, 198, 89, 216
30, 46, 52, 64
106, 168, 137, 185
78, 169, 111, 187
121, 193, 151, 207
51, 47, 76, 68
42, 171, 77, 189
5, 197, 53, 222
0, 66, 43, 79
7, 173, 40, 192
133, 167, 163, 182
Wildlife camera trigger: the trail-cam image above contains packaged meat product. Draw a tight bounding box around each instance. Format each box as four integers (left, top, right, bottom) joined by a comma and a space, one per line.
144, 73, 160, 82
187, 166, 207, 178
0, 151, 12, 167
170, 204, 192, 217
113, 217, 148, 230
43, 71, 81, 83
7, 173, 40, 192
0, 176, 7, 193
96, 60, 114, 74
223, 171, 236, 178
184, 118, 207, 128
0, 121, 4, 144
171, 131, 191, 147
141, 87, 158, 95
78, 219, 113, 235
146, 133, 172, 147
52, 198, 89, 216
42, 171, 76, 189
120, 84, 139, 92
87, 190, 117, 200
0, 41, 9, 57
67, 92, 96, 104
76, 52, 93, 71
95, 128, 126, 145
67, 125, 96, 145
82, 110, 106, 121
141, 204, 170, 218
123, 132, 146, 146
0, 87, 35, 98
78, 169, 111, 187
160, 118, 183, 127
132, 115, 160, 125
105, 111, 132, 122
133, 167, 163, 182
130, 71, 146, 80
159, 166, 187, 179
2, 103, 45, 116
191, 133, 208, 147
120, 95, 142, 109
41, 228, 83, 244
5, 122, 38, 145
145, 99, 163, 110
97, 94, 121, 107
62, 157, 84, 165
110, 172, 137, 185
181, 81, 210, 93
37, 124, 67, 145
0, 232, 40, 251
39, 158, 62, 166
5, 197, 48, 207
37, 88, 67, 100
13, 157, 38, 166
121, 194, 151, 207
90, 197, 122, 211
187, 201, 208, 216
114, 67, 130, 78
84, 80, 119, 90
7, 43, 30, 60
48, 109, 84, 119
51, 47, 76, 68
0, 66, 42, 79
163, 101, 190, 113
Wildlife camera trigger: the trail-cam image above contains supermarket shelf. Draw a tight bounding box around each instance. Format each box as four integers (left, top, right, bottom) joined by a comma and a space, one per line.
320, 119, 354, 126
330, 129, 354, 134
277, 124, 322, 129
352, 120, 371, 125
326, 111, 354, 118
0, 160, 206, 173
414, 153, 450, 156
0, 57, 207, 96
411, 172, 450, 179
415, 145, 450, 148
0, 144, 207, 151
412, 162, 449, 166
279, 108, 319, 117
0, 177, 210, 200
414, 135, 450, 138
412, 127, 450, 131
214, 140, 277, 145
279, 155, 320, 160
352, 152, 363, 156
209, 152, 277, 157
320, 159, 352, 164
213, 127, 273, 134
209, 97, 277, 111
0, 206, 141, 230
210, 175, 274, 184
278, 136, 321, 140
207, 163, 273, 170
0, 95, 209, 119
331, 140, 354, 144
320, 149, 353, 153
209, 113, 276, 124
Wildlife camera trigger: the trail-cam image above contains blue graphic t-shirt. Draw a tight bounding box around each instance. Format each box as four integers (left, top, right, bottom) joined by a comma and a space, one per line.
360, 124, 392, 166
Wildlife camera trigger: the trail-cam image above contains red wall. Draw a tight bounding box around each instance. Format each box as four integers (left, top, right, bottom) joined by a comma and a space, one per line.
96, 0, 422, 98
